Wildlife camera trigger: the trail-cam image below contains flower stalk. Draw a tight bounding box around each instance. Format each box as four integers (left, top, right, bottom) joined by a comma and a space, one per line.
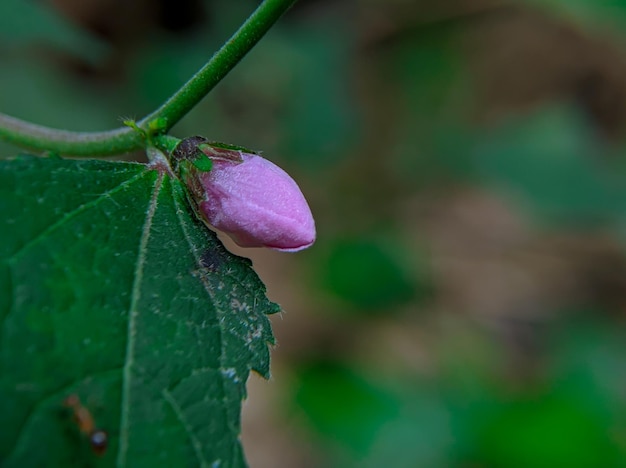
0, 0, 297, 157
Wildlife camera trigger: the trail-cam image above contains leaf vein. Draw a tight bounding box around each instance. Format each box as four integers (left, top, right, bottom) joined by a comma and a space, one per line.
171, 187, 227, 368
4, 366, 123, 462
8, 169, 150, 262
170, 185, 236, 447
162, 388, 210, 468
116, 171, 164, 467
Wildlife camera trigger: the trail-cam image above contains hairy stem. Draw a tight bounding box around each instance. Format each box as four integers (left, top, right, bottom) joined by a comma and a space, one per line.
0, 115, 139, 156
0, 0, 297, 156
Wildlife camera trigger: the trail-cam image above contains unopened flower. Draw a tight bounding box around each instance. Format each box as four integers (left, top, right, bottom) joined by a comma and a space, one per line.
173, 137, 315, 252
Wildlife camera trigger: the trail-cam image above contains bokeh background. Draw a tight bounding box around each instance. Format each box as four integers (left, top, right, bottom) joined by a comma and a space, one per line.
3, 0, 626, 466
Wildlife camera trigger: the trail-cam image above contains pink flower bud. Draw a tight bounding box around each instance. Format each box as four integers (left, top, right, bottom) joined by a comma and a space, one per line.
174, 138, 315, 252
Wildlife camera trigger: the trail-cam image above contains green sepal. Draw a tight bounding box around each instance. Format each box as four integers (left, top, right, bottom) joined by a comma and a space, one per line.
203, 140, 261, 155
177, 159, 208, 224
191, 153, 213, 172
197, 143, 243, 164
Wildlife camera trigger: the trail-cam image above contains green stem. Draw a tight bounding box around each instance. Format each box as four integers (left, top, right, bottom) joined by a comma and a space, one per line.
0, 0, 297, 157
0, 115, 140, 156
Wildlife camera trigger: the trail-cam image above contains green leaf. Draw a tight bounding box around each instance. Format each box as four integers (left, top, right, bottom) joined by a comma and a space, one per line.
292, 360, 453, 467
294, 361, 402, 455
474, 106, 626, 223
0, 155, 278, 467
318, 237, 420, 313
470, 394, 621, 467
0, 0, 108, 63
525, 0, 626, 30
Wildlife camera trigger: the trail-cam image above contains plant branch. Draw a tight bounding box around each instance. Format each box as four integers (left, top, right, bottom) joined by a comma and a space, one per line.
0, 115, 140, 156
139, 0, 298, 132
0, 0, 298, 157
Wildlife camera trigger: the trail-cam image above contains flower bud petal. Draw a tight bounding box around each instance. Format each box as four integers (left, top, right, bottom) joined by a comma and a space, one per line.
196, 152, 315, 252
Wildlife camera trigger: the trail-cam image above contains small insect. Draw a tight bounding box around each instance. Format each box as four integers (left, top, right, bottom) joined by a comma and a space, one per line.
63, 394, 108, 456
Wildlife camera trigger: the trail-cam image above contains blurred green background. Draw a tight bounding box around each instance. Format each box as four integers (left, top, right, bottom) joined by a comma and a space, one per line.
3, 0, 626, 466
